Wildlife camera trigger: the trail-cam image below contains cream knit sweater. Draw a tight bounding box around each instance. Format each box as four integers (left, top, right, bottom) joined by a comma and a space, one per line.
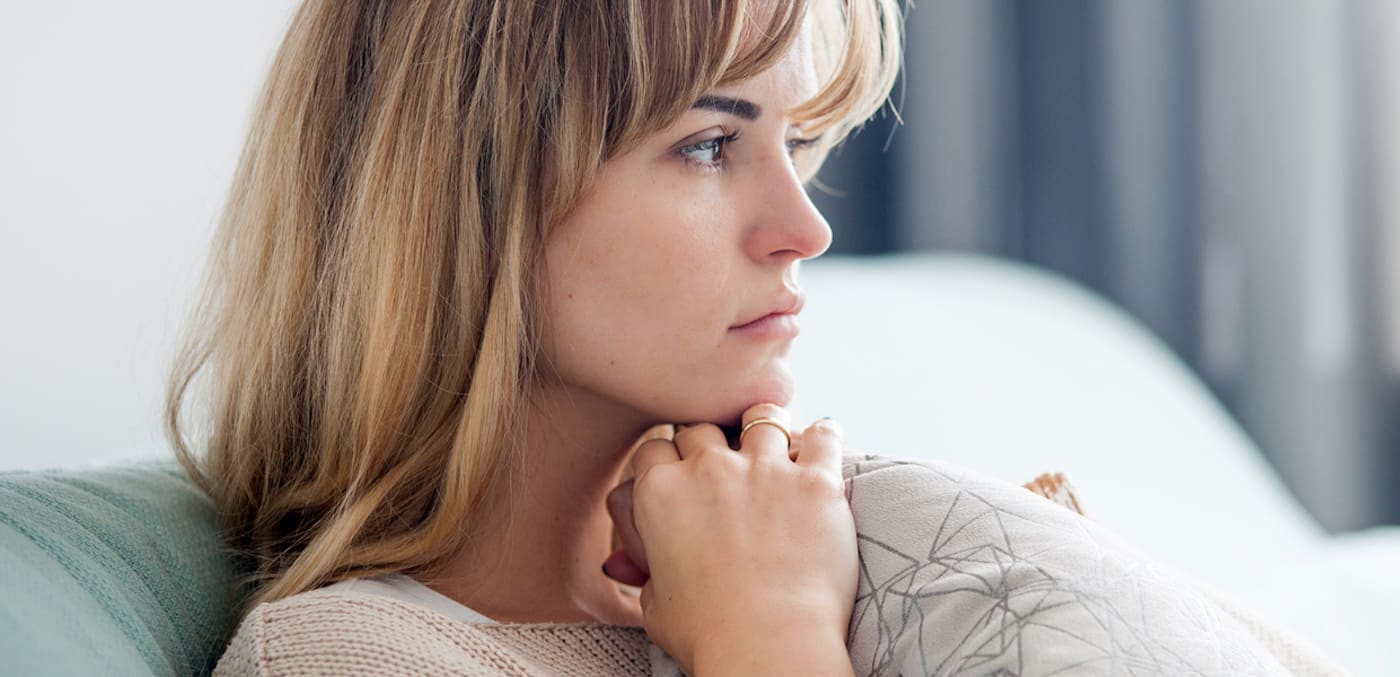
215, 590, 672, 676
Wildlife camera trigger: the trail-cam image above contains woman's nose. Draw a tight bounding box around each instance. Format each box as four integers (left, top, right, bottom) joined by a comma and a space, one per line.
746, 164, 834, 264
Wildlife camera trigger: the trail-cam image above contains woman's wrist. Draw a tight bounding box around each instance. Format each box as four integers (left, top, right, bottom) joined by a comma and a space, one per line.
690, 621, 852, 676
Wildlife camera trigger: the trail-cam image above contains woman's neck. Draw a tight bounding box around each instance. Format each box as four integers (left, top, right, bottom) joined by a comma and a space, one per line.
423, 384, 659, 626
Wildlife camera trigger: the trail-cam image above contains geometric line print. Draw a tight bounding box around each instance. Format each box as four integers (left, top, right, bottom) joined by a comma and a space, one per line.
839, 455, 1288, 677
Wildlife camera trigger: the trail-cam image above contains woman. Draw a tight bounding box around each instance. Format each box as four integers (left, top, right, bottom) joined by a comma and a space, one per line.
168, 0, 901, 673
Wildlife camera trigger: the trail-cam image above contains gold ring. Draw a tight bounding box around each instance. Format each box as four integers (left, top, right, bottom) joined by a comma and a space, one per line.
739, 417, 791, 448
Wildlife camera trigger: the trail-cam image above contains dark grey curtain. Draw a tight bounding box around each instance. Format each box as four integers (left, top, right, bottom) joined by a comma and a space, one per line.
814, 0, 1400, 532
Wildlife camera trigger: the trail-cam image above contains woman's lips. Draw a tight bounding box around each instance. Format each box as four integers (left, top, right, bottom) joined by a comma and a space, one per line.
730, 289, 805, 331
728, 312, 800, 339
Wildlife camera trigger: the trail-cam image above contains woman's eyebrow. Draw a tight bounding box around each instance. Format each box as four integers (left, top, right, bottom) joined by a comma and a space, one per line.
692, 95, 761, 121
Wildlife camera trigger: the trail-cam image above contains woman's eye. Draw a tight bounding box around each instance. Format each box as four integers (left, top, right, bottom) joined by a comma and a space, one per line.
786, 137, 818, 160
677, 131, 817, 170
679, 129, 740, 169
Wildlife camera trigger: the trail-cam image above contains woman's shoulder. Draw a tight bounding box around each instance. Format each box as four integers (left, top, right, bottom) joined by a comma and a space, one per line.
214, 588, 654, 676
214, 589, 475, 675
235, 585, 460, 633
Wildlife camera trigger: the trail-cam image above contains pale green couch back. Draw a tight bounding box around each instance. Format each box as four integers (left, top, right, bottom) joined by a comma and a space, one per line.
0, 461, 245, 676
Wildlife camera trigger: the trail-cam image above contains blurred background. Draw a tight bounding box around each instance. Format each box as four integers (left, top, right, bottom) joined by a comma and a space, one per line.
1, 1, 1396, 534
814, 1, 1400, 533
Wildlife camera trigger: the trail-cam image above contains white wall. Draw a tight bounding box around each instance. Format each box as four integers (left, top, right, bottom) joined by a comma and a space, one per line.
0, 3, 297, 469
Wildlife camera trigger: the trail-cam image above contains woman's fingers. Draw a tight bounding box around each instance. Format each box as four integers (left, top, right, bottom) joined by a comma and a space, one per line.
605, 477, 650, 577
610, 428, 682, 586
795, 418, 844, 475
671, 422, 728, 459
737, 403, 792, 463
787, 430, 803, 462
602, 547, 650, 586
630, 435, 680, 480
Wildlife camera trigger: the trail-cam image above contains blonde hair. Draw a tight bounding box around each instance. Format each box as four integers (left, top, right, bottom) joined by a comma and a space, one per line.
167, 0, 902, 609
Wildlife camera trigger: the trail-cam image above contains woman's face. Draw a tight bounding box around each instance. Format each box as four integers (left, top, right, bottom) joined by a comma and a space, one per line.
539, 38, 831, 427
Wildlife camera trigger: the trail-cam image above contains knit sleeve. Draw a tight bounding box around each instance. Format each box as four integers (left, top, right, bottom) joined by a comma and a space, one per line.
212, 605, 269, 677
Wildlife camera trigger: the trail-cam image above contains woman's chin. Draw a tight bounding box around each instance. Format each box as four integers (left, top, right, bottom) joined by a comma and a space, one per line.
636, 365, 796, 428
716, 372, 797, 424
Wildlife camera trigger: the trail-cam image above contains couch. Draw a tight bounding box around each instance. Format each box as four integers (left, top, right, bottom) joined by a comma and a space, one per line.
1, 253, 1391, 675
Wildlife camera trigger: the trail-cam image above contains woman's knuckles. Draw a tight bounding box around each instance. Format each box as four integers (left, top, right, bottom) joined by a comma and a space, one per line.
796, 467, 847, 499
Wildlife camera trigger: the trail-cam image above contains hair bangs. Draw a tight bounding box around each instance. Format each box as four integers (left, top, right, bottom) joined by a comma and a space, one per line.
600, 0, 808, 157
715, 0, 810, 85
788, 0, 903, 181
597, 0, 901, 182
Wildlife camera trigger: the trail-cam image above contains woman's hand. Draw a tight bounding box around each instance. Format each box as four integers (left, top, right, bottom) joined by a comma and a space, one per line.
602, 425, 811, 584
606, 404, 857, 675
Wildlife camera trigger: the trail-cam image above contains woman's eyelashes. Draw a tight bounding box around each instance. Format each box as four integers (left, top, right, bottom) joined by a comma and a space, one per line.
677, 128, 819, 172
786, 137, 818, 155
678, 129, 741, 170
